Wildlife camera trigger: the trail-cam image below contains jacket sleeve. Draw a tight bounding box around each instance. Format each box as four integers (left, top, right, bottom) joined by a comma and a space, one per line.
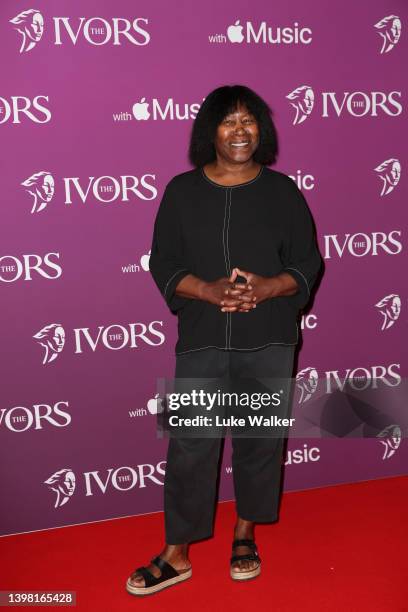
149, 179, 191, 314
280, 179, 322, 311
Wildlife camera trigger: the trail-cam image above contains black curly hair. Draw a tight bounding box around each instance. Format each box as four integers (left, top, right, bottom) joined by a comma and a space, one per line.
188, 84, 279, 167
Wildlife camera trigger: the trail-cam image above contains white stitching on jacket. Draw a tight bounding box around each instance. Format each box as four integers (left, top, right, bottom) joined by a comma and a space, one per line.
176, 340, 298, 355
200, 165, 264, 189
284, 266, 310, 296
164, 268, 189, 298
201, 166, 264, 350
227, 188, 232, 349
222, 190, 229, 349
226, 188, 232, 276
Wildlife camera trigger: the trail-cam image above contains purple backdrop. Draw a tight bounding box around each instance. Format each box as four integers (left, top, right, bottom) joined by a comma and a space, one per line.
1, 0, 406, 536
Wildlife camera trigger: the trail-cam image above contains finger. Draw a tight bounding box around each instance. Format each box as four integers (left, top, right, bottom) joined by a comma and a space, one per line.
231, 283, 249, 291
235, 267, 252, 283
220, 298, 242, 307
235, 294, 254, 303
221, 306, 239, 312
223, 286, 236, 296
237, 306, 252, 312
232, 289, 256, 300
229, 288, 251, 297
238, 303, 257, 312
232, 282, 253, 292
229, 268, 238, 283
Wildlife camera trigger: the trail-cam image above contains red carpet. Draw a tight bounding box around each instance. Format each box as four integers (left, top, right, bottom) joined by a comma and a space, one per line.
1, 476, 407, 611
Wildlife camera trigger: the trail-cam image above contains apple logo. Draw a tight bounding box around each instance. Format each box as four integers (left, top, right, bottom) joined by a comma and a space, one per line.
132, 97, 150, 120
147, 393, 164, 415
227, 20, 244, 43
140, 250, 151, 272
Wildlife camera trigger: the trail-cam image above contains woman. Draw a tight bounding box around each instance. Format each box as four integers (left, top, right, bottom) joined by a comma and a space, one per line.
126, 85, 322, 595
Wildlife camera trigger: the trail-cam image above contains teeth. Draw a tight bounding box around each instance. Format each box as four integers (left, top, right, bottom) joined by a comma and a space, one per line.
231, 142, 248, 147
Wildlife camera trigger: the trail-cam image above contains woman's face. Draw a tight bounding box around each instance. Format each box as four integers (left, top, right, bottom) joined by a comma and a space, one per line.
26, 13, 44, 42
37, 174, 55, 202
214, 103, 259, 164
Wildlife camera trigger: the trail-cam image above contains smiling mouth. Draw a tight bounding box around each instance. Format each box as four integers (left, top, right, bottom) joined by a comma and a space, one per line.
230, 141, 249, 147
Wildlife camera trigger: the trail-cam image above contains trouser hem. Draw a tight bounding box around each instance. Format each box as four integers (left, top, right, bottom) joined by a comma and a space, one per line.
236, 512, 279, 523
165, 530, 213, 545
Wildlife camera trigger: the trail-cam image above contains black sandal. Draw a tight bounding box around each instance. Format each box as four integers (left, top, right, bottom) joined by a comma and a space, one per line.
230, 539, 261, 581
126, 555, 192, 596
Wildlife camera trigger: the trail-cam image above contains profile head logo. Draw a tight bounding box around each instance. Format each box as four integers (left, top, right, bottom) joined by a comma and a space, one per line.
227, 20, 244, 43
33, 323, 66, 364
21, 171, 54, 213
44, 469, 76, 508
132, 98, 150, 120
374, 15, 402, 54
376, 424, 402, 460
286, 85, 314, 125
374, 158, 401, 196
10, 9, 44, 53
375, 294, 401, 330
296, 367, 319, 404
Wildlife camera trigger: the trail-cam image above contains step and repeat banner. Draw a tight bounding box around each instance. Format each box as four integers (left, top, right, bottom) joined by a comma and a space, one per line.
1, 1, 407, 536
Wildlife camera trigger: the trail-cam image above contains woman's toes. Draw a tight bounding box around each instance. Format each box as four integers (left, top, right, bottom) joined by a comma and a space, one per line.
233, 558, 257, 572
129, 573, 145, 587
234, 560, 247, 572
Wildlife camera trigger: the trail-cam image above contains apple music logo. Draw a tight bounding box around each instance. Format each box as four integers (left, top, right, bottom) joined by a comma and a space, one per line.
127, 393, 164, 418
113, 96, 204, 122
208, 20, 312, 45
132, 97, 150, 120
121, 250, 151, 274
227, 20, 244, 43
131, 97, 203, 121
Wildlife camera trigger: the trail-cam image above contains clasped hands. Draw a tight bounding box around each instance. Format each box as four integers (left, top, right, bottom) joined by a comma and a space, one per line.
204, 267, 279, 313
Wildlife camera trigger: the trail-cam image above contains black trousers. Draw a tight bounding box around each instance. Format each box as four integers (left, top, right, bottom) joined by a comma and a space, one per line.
164, 344, 296, 544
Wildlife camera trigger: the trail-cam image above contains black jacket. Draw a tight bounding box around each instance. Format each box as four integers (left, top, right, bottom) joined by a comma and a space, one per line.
149, 165, 322, 355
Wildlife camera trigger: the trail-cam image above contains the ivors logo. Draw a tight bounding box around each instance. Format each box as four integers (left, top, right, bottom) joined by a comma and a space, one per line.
0, 252, 62, 283
0, 96, 51, 124
0, 401, 71, 432
287, 87, 402, 125
10, 11, 150, 51
323, 231, 402, 259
